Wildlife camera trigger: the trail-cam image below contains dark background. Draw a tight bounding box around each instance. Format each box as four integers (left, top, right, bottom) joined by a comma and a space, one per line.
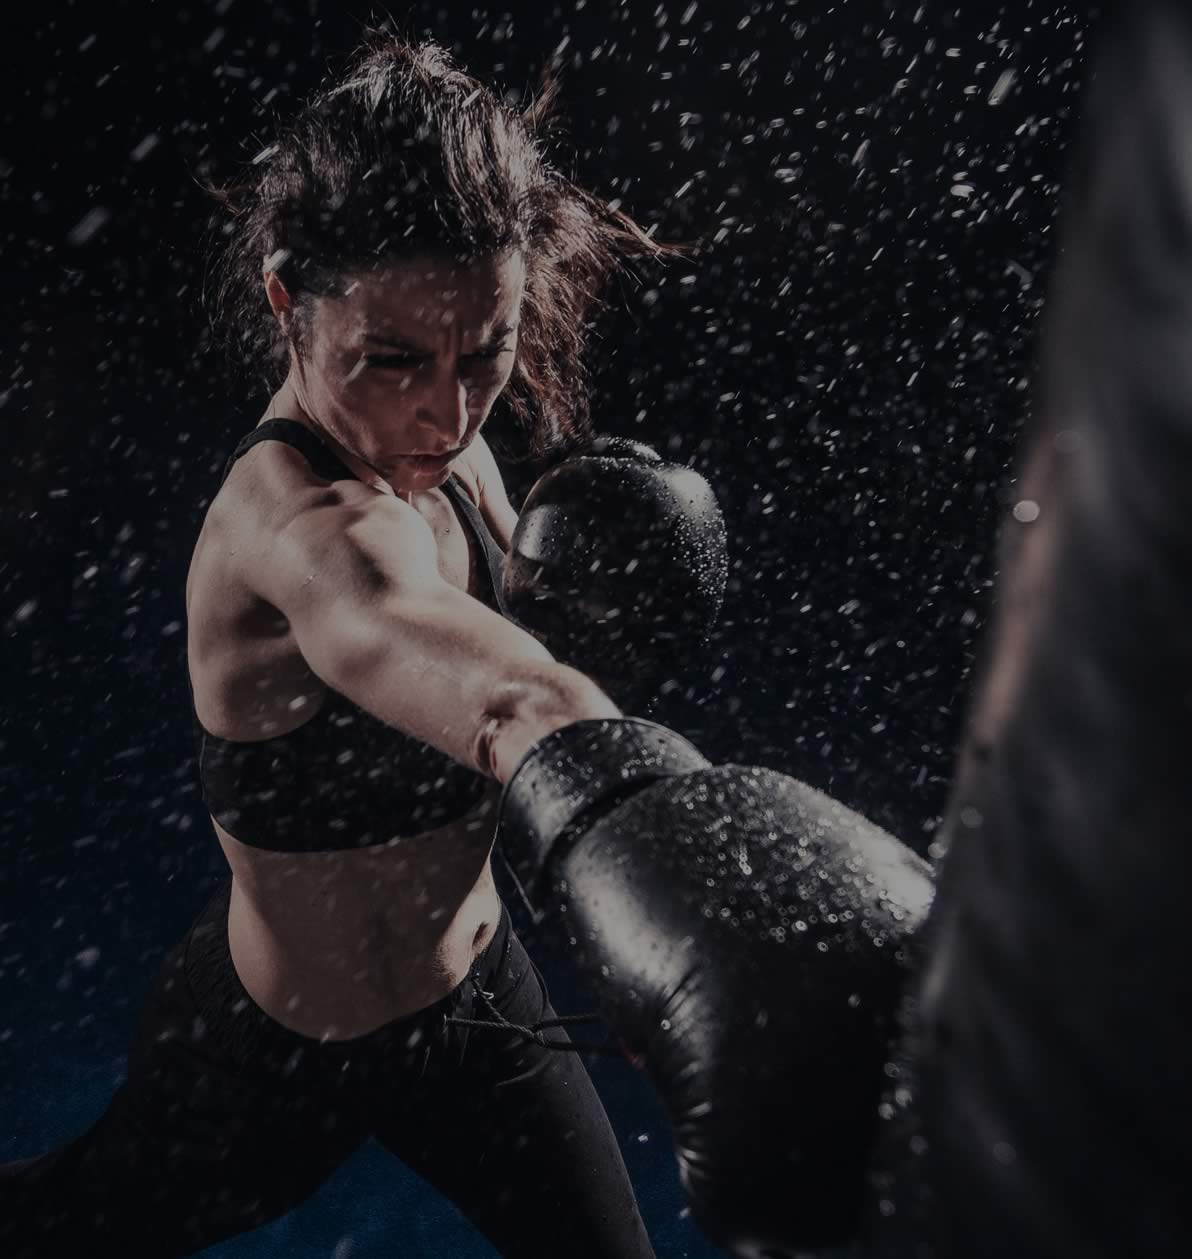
0, 2, 1097, 1255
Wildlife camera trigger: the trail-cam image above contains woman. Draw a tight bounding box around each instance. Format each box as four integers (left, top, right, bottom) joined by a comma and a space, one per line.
1, 33, 670, 1258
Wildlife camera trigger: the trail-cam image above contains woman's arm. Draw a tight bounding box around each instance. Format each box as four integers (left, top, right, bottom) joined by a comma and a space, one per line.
216, 469, 618, 783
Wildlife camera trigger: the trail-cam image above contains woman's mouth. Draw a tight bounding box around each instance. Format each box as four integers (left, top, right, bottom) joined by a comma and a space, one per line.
399, 448, 461, 473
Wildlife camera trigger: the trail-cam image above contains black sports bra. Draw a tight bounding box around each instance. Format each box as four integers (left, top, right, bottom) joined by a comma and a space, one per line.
191, 419, 512, 852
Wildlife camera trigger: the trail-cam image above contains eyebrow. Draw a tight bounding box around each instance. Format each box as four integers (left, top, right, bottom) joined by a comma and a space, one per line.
364, 322, 518, 353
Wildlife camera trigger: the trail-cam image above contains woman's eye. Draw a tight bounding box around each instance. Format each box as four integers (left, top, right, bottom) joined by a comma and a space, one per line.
464, 344, 514, 367
367, 343, 512, 373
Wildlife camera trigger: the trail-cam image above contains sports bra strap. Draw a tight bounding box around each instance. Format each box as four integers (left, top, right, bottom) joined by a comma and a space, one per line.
220, 419, 356, 486
440, 477, 516, 620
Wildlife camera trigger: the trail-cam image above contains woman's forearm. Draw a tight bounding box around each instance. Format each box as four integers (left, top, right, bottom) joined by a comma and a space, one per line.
474, 664, 622, 783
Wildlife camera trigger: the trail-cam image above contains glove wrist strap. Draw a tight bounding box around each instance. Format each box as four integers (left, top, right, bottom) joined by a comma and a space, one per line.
497, 717, 709, 905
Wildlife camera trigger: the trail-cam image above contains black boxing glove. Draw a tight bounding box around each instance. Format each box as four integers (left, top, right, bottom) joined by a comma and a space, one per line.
501, 436, 728, 713
498, 716, 935, 1258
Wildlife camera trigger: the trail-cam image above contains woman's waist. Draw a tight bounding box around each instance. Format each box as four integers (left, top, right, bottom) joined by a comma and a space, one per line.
226, 871, 504, 1038
227, 859, 503, 961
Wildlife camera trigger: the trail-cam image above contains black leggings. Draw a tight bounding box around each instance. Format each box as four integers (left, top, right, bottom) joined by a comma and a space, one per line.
0, 879, 655, 1258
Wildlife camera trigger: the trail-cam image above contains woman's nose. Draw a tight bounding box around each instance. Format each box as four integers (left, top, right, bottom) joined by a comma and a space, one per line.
414, 372, 471, 448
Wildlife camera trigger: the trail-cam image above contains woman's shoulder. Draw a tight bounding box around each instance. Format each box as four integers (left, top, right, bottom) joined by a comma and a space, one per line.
189, 446, 376, 627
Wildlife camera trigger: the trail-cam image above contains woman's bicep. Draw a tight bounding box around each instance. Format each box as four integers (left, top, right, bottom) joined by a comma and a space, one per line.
299, 573, 601, 779
337, 580, 561, 765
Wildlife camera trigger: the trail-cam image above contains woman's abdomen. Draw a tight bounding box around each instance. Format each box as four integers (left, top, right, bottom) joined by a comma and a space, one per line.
215, 784, 503, 1041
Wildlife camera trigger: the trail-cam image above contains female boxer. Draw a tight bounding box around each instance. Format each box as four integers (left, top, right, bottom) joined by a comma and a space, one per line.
0, 33, 672, 1258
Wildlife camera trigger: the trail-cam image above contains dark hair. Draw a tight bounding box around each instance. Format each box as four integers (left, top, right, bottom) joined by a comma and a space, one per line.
204, 32, 678, 457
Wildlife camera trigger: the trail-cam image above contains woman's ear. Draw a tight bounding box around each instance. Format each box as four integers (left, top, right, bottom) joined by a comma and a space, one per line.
263, 268, 293, 335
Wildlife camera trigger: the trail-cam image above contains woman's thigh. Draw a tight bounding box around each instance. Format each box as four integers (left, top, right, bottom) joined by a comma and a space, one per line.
1, 1077, 366, 1258
373, 919, 655, 1259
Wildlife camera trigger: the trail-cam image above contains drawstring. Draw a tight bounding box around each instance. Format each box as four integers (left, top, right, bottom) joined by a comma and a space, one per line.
445, 977, 627, 1057
495, 843, 546, 928
460, 856, 640, 1061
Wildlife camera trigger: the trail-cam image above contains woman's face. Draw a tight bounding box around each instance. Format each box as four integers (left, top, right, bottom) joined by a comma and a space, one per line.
285, 250, 525, 491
